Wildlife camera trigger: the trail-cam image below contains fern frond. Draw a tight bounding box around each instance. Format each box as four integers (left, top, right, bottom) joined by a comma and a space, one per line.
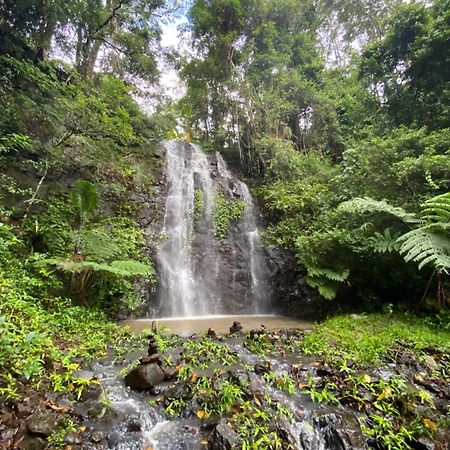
339, 197, 419, 223
35, 258, 84, 273
397, 229, 450, 273
422, 192, 450, 223
109, 260, 153, 276
82, 228, 122, 262
368, 228, 402, 253
307, 266, 350, 282
304, 275, 337, 300
36, 258, 153, 277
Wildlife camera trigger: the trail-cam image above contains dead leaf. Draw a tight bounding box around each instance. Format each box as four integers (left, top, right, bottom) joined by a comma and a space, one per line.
196, 410, 210, 420
190, 372, 199, 384
423, 418, 437, 431
44, 400, 69, 414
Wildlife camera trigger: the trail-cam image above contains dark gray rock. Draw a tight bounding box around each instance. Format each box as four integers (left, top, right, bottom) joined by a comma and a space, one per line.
79, 382, 103, 402
15, 399, 34, 419
124, 363, 165, 390
229, 321, 243, 334
18, 435, 47, 450
26, 409, 60, 437
208, 420, 241, 450
265, 246, 331, 319
140, 353, 163, 365
91, 430, 105, 443
314, 412, 366, 450
64, 431, 82, 445
163, 366, 178, 380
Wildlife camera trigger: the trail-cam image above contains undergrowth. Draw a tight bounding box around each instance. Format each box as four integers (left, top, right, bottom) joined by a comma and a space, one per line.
300, 313, 450, 366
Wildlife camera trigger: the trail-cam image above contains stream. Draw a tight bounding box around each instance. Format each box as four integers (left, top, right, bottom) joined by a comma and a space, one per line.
74, 320, 368, 450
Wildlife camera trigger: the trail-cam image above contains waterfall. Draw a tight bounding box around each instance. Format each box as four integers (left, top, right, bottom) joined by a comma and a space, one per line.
154, 141, 271, 318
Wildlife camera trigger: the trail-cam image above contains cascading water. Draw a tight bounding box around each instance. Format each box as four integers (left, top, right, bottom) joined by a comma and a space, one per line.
154, 140, 271, 318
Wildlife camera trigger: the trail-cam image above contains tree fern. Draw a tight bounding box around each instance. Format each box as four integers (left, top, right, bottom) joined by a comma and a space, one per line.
339, 197, 419, 223
398, 229, 450, 273
397, 192, 450, 275
82, 228, 122, 262
36, 258, 153, 277
421, 192, 450, 223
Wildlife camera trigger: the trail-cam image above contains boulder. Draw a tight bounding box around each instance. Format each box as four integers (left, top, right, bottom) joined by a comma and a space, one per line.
124, 363, 165, 390
26, 409, 60, 437
229, 321, 243, 334
314, 412, 366, 450
208, 420, 240, 450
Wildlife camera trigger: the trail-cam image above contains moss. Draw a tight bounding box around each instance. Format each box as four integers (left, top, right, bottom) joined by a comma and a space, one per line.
213, 192, 246, 241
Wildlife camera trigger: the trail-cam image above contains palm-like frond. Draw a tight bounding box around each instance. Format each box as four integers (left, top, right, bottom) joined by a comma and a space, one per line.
398, 229, 450, 273
82, 228, 122, 262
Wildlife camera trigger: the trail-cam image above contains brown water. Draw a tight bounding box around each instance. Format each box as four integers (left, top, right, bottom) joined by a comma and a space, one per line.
121, 314, 312, 336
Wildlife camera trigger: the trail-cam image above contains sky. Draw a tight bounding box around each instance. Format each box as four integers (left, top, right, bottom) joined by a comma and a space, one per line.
158, 18, 188, 100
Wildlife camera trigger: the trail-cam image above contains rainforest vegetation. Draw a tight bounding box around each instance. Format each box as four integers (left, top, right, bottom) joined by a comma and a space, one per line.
0, 0, 449, 449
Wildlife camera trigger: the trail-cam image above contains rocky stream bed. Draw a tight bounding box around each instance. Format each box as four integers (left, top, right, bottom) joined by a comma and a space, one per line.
1, 322, 449, 450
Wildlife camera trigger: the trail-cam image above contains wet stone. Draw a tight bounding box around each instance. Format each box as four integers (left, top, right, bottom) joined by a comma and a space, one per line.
207, 328, 217, 339
229, 321, 243, 334
208, 420, 241, 450
64, 431, 82, 445
126, 417, 142, 432
26, 409, 60, 437
314, 412, 366, 450
15, 399, 34, 419
18, 435, 47, 450
124, 363, 165, 390
79, 382, 103, 401
163, 365, 179, 380
91, 430, 105, 443
140, 353, 163, 365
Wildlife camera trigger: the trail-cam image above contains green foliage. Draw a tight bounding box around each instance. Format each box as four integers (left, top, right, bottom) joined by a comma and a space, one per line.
301, 314, 450, 366
0, 274, 130, 402
194, 188, 204, 224
339, 197, 419, 224
32, 182, 154, 308
398, 193, 450, 274
213, 192, 246, 241
47, 417, 77, 449
304, 266, 350, 300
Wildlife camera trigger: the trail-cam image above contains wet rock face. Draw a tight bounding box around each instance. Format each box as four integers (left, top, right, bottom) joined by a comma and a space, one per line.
150, 142, 272, 318
124, 363, 165, 391
314, 412, 367, 450
265, 246, 331, 319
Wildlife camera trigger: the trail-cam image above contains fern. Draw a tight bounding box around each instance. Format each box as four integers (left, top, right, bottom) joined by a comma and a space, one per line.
82, 228, 122, 262
394, 192, 450, 275
421, 192, 450, 223
305, 266, 350, 300
398, 229, 450, 273
37, 257, 153, 278
368, 228, 401, 253
339, 197, 419, 223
